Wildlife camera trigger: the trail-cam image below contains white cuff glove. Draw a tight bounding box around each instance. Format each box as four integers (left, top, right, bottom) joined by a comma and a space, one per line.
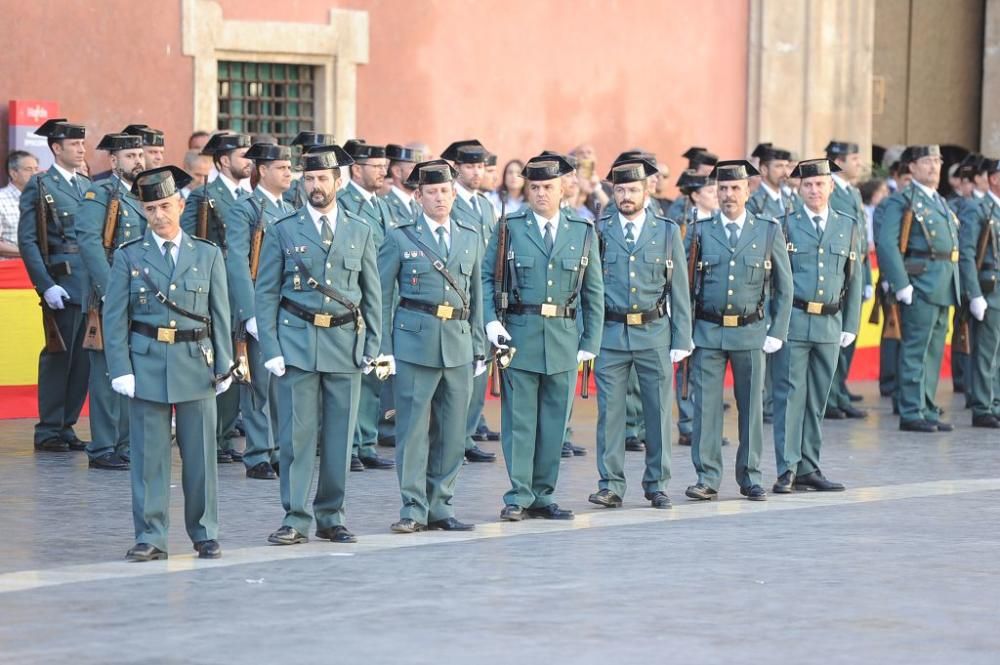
839, 332, 857, 348
762, 336, 783, 354
896, 285, 913, 305
970, 296, 988, 322
264, 356, 286, 377
881, 280, 891, 294
474, 360, 487, 377
43, 285, 70, 310
577, 350, 596, 363
669, 348, 692, 364
486, 321, 512, 348
377, 354, 396, 376
215, 376, 233, 395
863, 284, 874, 301
111, 374, 135, 398
245, 316, 258, 340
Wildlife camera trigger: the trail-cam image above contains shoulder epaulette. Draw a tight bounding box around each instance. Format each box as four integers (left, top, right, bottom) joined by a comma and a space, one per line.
342, 208, 367, 224
273, 210, 301, 225
506, 208, 529, 220
118, 237, 144, 249
193, 236, 219, 247
453, 217, 479, 233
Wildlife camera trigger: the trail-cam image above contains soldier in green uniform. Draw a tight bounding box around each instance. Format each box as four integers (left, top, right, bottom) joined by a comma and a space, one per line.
771, 159, 861, 494
225, 143, 295, 479
824, 141, 873, 420
76, 132, 148, 470
257, 145, 382, 545
441, 139, 499, 463
684, 160, 792, 502
285, 131, 335, 210
876, 145, 960, 432
958, 156, 1000, 428
378, 159, 486, 532
123, 124, 166, 169
17, 118, 92, 453
337, 140, 396, 471
587, 158, 691, 510
483, 154, 604, 521
665, 148, 719, 222
103, 166, 234, 561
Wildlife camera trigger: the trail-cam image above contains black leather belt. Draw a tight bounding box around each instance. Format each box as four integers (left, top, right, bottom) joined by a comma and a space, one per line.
46, 261, 72, 277
398, 297, 470, 321
793, 298, 841, 315
48, 242, 79, 254
605, 304, 667, 325
907, 249, 959, 262
696, 308, 764, 327
509, 303, 576, 318
280, 298, 355, 328
981, 277, 997, 294
131, 321, 208, 344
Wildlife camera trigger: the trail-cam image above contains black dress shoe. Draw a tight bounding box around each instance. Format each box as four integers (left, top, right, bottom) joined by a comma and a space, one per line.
722, 436, 731, 447
472, 425, 500, 442
227, 448, 244, 462
685, 483, 718, 500
465, 445, 496, 463
825, 407, 846, 420
931, 420, 954, 432
63, 435, 88, 451
126, 543, 168, 562
217, 449, 234, 463
565, 441, 587, 456
271, 461, 281, 477
625, 436, 645, 452
677, 434, 692, 446
34, 438, 69, 452
428, 517, 475, 531
841, 405, 868, 419
193, 539, 222, 559
268, 525, 308, 545
588, 489, 623, 508
350, 455, 365, 472
740, 484, 768, 501
794, 470, 845, 492
645, 491, 672, 509
500, 505, 525, 521
848, 391, 863, 403
117, 450, 130, 463
772, 470, 794, 494
972, 414, 1000, 428
316, 525, 357, 543
899, 419, 937, 433
360, 453, 395, 469
246, 461, 277, 479
560, 442, 573, 458
526, 504, 574, 520
391, 518, 427, 533
377, 435, 396, 447
89, 452, 129, 470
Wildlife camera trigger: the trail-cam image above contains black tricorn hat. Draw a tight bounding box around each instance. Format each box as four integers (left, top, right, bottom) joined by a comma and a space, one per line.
386, 144, 425, 163
981, 157, 1000, 175
290, 131, 335, 149
521, 154, 576, 181
122, 124, 165, 147
752, 142, 792, 162
689, 150, 718, 168
301, 145, 354, 172
201, 132, 250, 156
245, 143, 292, 162
441, 140, 489, 164
404, 159, 458, 188
957, 153, 985, 178
541, 150, 579, 170
130, 166, 192, 202
709, 159, 760, 181
682, 146, 708, 160
343, 140, 386, 160
789, 158, 842, 179
676, 169, 709, 194
35, 118, 86, 139
96, 133, 144, 152
614, 150, 659, 170
907, 144, 941, 160
824, 140, 860, 158
606, 159, 658, 184
485, 152, 498, 167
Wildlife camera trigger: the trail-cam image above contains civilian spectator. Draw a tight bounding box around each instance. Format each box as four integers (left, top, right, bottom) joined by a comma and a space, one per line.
0, 150, 40, 259
180, 149, 211, 198
859, 177, 889, 248
496, 159, 525, 213
188, 130, 211, 151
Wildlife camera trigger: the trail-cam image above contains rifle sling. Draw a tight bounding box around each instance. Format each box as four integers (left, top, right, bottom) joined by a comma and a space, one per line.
399, 226, 470, 309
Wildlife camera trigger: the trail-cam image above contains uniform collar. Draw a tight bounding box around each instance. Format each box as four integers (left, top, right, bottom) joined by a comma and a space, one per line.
988, 190, 1000, 208
51, 162, 77, 184
721, 209, 747, 230
831, 173, 850, 191
152, 228, 183, 251
912, 180, 938, 200
217, 172, 241, 199
348, 179, 374, 204
454, 180, 477, 206
759, 181, 782, 201
391, 185, 414, 207
255, 185, 281, 207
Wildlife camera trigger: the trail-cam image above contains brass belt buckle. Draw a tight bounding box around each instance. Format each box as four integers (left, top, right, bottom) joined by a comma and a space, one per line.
313, 313, 332, 327
436, 304, 454, 320
950, 249, 959, 263
807, 301, 824, 315
626, 312, 644, 325
157, 327, 176, 343
722, 315, 739, 327
540, 303, 558, 317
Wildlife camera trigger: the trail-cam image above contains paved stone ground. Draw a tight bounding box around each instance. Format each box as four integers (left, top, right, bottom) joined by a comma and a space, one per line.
0, 381, 997, 664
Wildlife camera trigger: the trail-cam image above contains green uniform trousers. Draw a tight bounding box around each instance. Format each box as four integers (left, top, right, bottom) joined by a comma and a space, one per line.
763, 356, 774, 419
898, 299, 949, 423
378, 376, 395, 442
879, 338, 899, 397
674, 363, 693, 436
595, 347, 673, 496
216, 382, 240, 453
130, 396, 218, 550
624, 368, 644, 440
352, 372, 381, 459
85, 349, 129, 460
394, 360, 471, 523
968, 307, 1000, 418
465, 368, 490, 451
828, 341, 857, 410
501, 367, 575, 508
951, 308, 969, 391
691, 347, 765, 490
771, 340, 839, 476
34, 305, 89, 445
277, 366, 359, 533
240, 335, 279, 468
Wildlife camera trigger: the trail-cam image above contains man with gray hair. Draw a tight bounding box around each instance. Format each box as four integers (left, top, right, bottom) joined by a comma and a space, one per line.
0, 150, 39, 258
180, 150, 211, 199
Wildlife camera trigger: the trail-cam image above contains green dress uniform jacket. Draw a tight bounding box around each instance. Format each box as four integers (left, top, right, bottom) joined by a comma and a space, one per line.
384, 188, 421, 227
746, 185, 793, 221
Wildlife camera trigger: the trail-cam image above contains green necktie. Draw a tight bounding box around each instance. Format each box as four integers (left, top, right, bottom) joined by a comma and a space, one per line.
726, 222, 740, 248
470, 195, 480, 217
813, 215, 823, 236
163, 241, 175, 275
625, 222, 636, 248
436, 226, 449, 258
320, 215, 333, 245
544, 222, 554, 253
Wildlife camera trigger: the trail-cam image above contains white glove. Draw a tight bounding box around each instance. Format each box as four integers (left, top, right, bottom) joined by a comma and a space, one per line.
896, 285, 913, 305
970, 296, 988, 322
669, 348, 692, 363
486, 321, 511, 348
377, 354, 396, 376
43, 285, 70, 310
215, 376, 233, 395
881, 281, 891, 294
863, 284, 874, 301
577, 350, 596, 363
839, 332, 857, 348
111, 374, 135, 398
474, 359, 487, 377
762, 336, 783, 354
264, 356, 286, 377
245, 317, 258, 340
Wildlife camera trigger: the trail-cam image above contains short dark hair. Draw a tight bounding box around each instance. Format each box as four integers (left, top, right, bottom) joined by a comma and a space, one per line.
858, 178, 885, 205
6, 150, 35, 177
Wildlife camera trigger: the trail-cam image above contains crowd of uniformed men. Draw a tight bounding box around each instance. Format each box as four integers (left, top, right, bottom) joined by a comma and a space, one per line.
16, 119, 1000, 561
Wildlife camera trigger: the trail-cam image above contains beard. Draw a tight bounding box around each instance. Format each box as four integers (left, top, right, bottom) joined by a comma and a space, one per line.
309, 188, 335, 208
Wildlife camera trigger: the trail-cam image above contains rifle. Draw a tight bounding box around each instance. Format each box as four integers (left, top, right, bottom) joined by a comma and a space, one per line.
231, 320, 251, 384
196, 196, 213, 239
580, 355, 592, 399
36, 180, 67, 353
881, 191, 916, 342
84, 184, 123, 351
680, 221, 701, 400
490, 199, 516, 397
